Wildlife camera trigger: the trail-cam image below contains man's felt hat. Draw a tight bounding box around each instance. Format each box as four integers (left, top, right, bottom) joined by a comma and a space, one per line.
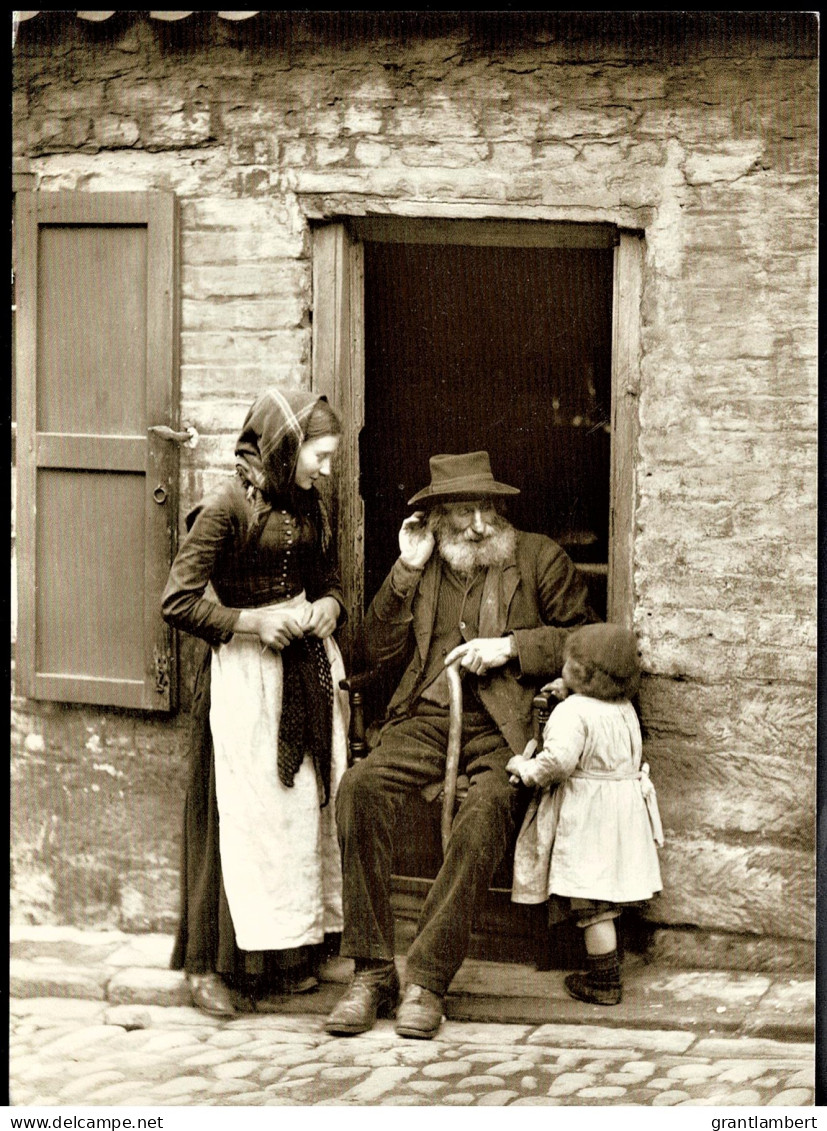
407, 451, 520, 506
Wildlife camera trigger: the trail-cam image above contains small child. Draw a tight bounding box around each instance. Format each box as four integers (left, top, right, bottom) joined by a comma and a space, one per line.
507, 623, 663, 1006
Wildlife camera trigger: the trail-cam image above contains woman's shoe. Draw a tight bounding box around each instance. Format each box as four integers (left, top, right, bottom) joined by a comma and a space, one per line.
282, 973, 319, 995
188, 972, 237, 1018
252, 976, 320, 1013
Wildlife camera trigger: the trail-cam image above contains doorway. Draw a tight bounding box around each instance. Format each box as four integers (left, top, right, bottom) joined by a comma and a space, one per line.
311, 216, 642, 963
361, 235, 614, 617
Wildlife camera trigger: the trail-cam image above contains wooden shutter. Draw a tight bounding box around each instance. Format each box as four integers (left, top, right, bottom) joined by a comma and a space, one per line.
14, 191, 179, 710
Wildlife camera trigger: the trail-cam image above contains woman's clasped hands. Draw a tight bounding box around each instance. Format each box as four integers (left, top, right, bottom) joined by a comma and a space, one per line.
302, 595, 340, 640
254, 605, 310, 651
238, 596, 340, 652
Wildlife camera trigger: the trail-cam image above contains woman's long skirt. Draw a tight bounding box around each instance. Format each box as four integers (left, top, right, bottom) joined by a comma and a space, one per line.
171, 611, 349, 986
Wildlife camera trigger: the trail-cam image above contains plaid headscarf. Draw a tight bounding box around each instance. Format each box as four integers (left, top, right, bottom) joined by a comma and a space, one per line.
233, 387, 336, 806
235, 388, 324, 544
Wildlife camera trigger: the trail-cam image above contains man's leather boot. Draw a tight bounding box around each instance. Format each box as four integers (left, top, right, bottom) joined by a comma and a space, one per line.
324, 963, 399, 1036
395, 983, 445, 1040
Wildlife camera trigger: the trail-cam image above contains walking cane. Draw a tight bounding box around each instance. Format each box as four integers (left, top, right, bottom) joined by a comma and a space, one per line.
440, 657, 463, 855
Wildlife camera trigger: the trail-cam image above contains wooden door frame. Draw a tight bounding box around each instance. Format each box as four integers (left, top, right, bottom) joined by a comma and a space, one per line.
311, 224, 366, 663
608, 231, 644, 629
311, 218, 643, 659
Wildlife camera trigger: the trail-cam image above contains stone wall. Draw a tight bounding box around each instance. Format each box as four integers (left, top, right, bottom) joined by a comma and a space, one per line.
12, 12, 818, 969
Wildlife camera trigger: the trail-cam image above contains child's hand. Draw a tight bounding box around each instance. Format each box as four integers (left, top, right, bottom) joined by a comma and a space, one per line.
506, 759, 524, 785
507, 739, 538, 784
541, 677, 569, 700
506, 755, 523, 776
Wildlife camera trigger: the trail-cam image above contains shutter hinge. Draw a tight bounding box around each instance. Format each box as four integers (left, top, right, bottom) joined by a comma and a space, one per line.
153, 646, 170, 696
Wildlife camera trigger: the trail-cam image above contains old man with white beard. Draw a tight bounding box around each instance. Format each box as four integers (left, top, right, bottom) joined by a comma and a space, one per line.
326, 451, 598, 1040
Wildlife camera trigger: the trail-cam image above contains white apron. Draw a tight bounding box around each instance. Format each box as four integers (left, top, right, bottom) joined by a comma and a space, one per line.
209, 592, 349, 952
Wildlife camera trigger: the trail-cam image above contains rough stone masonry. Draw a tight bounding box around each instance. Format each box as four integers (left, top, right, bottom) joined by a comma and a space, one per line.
11, 13, 818, 971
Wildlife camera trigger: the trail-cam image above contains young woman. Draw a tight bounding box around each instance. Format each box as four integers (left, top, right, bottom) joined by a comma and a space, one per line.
162, 389, 349, 1016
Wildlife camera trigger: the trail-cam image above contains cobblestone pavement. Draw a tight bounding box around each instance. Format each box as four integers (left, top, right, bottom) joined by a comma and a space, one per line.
10, 998, 815, 1108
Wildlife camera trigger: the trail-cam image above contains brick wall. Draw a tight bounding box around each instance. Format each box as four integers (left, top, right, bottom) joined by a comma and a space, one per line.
12, 13, 817, 969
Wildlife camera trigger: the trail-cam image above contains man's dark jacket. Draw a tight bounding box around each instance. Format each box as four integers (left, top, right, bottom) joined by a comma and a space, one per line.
364, 530, 597, 756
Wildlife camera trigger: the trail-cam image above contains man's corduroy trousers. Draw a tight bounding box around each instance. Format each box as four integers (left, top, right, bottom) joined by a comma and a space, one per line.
335, 700, 528, 996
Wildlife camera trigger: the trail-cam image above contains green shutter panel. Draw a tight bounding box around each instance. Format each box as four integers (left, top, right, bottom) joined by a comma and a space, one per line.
15, 191, 180, 710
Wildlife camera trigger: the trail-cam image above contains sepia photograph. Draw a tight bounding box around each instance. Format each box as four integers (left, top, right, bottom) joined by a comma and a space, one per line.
10, 8, 818, 1116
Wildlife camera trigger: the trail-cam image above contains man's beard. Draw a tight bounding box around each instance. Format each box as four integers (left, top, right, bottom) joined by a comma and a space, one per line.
428, 511, 517, 576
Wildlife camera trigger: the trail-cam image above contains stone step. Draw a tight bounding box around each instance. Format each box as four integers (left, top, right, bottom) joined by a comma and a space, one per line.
8, 928, 815, 1043
10, 958, 108, 1001
741, 979, 815, 1042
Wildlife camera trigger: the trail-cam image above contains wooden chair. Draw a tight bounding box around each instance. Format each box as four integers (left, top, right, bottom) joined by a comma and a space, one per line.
337, 669, 563, 968
339, 669, 553, 781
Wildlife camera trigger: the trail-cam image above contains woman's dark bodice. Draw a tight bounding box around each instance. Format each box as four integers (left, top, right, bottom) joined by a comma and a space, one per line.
211, 504, 311, 609
162, 477, 344, 646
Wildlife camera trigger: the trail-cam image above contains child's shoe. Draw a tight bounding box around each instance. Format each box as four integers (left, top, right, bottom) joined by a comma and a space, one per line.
564, 950, 622, 1006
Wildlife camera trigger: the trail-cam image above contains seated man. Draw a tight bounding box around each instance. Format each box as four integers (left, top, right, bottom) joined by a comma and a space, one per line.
325, 450, 598, 1040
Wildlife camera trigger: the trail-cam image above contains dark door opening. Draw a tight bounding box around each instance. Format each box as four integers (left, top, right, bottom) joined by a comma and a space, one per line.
356, 230, 617, 963
361, 238, 614, 620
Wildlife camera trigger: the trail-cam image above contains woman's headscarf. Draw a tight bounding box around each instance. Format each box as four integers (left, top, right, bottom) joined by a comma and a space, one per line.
233, 388, 338, 806
236, 388, 322, 495
234, 388, 329, 545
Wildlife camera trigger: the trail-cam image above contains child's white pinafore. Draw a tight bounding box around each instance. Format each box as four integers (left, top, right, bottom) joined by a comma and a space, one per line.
512, 694, 663, 906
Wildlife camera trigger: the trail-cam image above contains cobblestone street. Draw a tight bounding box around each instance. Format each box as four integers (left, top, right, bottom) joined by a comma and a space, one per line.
10, 997, 815, 1108
9, 929, 815, 1108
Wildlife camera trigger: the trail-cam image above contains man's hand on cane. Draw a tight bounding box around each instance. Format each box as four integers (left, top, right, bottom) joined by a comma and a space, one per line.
444, 635, 516, 676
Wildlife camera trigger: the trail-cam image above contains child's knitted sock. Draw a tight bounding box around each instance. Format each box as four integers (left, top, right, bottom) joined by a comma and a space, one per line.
564, 949, 622, 1006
